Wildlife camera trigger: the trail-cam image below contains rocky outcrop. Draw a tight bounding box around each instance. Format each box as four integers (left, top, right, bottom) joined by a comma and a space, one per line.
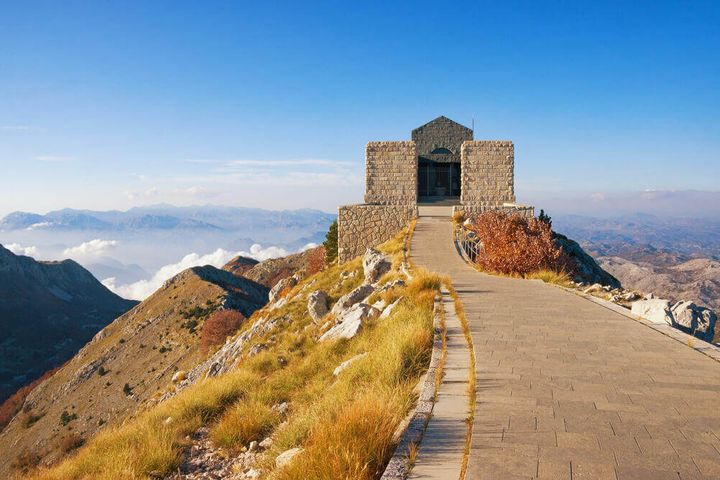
320, 303, 380, 341
275, 448, 302, 469
333, 352, 368, 376
631, 299, 674, 325
671, 301, 717, 342
363, 248, 391, 284
268, 274, 299, 303
307, 290, 329, 323
553, 234, 621, 288
330, 284, 375, 315
380, 297, 403, 320
632, 298, 717, 342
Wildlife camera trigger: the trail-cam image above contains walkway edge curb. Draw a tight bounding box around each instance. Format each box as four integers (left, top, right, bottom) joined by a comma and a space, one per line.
380, 295, 444, 480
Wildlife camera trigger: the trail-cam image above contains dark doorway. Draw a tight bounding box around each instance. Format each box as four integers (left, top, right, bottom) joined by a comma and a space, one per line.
418, 160, 460, 201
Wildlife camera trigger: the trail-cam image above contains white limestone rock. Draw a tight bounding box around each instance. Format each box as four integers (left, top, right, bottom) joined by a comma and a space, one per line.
333, 352, 368, 376
379, 297, 403, 320
320, 303, 380, 341
330, 283, 375, 315
363, 248, 391, 284
631, 299, 673, 325
307, 290, 329, 323
275, 447, 302, 469
269, 274, 300, 303
583, 283, 603, 294
671, 301, 717, 342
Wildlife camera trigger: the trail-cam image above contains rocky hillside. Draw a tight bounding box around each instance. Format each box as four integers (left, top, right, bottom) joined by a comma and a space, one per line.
0, 264, 269, 476
596, 252, 719, 311
0, 244, 136, 402
4, 226, 435, 480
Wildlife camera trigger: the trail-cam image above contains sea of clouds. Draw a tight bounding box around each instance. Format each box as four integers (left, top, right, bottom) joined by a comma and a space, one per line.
101, 243, 316, 301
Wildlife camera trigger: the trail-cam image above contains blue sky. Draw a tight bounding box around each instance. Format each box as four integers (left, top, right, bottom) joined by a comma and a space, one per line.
1, 1, 718, 216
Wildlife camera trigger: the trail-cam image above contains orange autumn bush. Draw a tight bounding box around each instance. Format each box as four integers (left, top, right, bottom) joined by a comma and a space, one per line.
466, 211, 571, 276
200, 310, 245, 353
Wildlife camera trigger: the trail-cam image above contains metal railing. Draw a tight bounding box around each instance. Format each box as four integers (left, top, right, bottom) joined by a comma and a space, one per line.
456, 225, 482, 263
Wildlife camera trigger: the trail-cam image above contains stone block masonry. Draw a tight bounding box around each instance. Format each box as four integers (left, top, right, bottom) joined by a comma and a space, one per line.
338, 204, 417, 262
460, 141, 515, 206
452, 204, 534, 220
364, 141, 417, 205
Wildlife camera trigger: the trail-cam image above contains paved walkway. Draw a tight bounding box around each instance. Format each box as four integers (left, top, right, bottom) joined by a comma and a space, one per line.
411, 216, 720, 480
410, 290, 471, 479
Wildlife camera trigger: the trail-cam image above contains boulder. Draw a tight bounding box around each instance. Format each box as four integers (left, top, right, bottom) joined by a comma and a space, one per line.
276, 447, 302, 469
363, 248, 391, 284
631, 299, 673, 325
380, 297, 403, 320
307, 290, 329, 323
320, 303, 380, 341
671, 301, 717, 342
333, 352, 368, 376
583, 283, 603, 294
331, 284, 375, 315
378, 278, 406, 292
269, 274, 300, 303
171, 370, 187, 384
620, 291, 640, 302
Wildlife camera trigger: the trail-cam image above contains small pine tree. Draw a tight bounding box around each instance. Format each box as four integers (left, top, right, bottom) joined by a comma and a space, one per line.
323, 220, 338, 263
123, 383, 133, 396
538, 209, 552, 229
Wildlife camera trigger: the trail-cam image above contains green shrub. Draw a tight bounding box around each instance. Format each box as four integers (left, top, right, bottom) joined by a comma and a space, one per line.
59, 410, 77, 426
323, 220, 338, 263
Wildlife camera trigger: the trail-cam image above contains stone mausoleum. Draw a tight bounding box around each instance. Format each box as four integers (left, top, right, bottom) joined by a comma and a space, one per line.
338, 116, 533, 261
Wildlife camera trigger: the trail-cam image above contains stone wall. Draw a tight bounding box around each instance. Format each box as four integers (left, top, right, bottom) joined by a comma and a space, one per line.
452, 204, 534, 220
364, 141, 417, 205
460, 141, 515, 206
338, 204, 417, 262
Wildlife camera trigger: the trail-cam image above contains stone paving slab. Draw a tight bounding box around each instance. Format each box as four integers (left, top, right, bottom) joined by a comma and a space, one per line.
411, 216, 720, 480
409, 292, 471, 479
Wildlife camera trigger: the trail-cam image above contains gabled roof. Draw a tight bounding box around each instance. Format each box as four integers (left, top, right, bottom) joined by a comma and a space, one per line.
412, 116, 472, 135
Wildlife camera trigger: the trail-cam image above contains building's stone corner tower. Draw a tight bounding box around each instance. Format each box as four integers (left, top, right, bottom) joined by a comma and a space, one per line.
337, 116, 533, 262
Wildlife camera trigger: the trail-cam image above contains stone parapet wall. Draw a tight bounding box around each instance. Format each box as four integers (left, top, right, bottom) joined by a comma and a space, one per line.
452, 204, 535, 220
364, 141, 417, 205
460, 141, 515, 206
338, 204, 417, 262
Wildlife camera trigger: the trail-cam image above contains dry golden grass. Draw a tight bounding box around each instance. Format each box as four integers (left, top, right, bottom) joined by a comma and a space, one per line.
524, 269, 573, 287
27, 224, 438, 480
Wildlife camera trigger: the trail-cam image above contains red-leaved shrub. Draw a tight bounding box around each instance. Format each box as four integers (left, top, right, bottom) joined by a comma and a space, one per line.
200, 310, 245, 352
305, 246, 326, 275
0, 366, 61, 431
467, 211, 570, 276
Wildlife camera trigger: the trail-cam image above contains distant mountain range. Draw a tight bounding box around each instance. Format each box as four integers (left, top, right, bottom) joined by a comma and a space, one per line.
554, 213, 720, 311
0, 205, 336, 234
0, 245, 137, 402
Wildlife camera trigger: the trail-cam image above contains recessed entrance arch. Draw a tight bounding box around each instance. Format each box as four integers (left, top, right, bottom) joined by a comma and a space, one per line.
417, 159, 461, 202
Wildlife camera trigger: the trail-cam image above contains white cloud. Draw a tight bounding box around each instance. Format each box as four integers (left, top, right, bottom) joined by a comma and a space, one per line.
174, 186, 209, 196
35, 155, 74, 162
26, 221, 53, 230
124, 186, 159, 200
103, 243, 316, 301
0, 125, 35, 132
5, 243, 39, 257
64, 239, 118, 258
